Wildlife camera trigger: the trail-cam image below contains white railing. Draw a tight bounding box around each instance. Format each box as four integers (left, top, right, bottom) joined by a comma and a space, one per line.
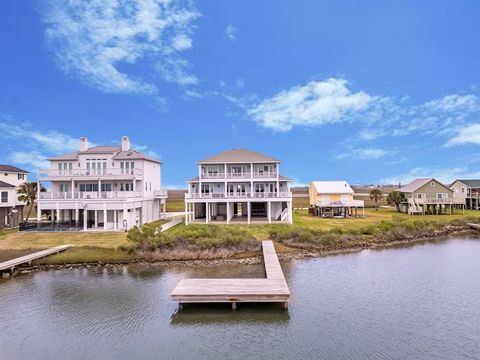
281, 207, 289, 221
199, 172, 279, 179
410, 197, 465, 205
154, 190, 168, 198
315, 200, 365, 207
38, 168, 143, 178
185, 192, 292, 200
38, 191, 143, 200
159, 217, 183, 233
274, 208, 282, 221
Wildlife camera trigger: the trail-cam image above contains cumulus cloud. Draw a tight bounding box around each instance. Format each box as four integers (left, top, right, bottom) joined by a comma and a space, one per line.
43, 0, 200, 95
246, 78, 480, 140
9, 151, 50, 170
249, 78, 374, 132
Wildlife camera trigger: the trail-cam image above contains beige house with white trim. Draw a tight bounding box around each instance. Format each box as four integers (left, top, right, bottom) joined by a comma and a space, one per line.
398, 178, 464, 215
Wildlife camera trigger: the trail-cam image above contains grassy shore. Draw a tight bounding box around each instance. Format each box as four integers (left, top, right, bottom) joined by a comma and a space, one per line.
0, 208, 478, 266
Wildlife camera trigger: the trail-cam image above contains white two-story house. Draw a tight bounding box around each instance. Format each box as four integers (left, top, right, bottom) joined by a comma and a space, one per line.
0, 165, 29, 228
36, 136, 167, 231
185, 149, 293, 225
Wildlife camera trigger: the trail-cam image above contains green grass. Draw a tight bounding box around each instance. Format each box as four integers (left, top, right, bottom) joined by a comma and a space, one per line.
166, 199, 185, 212
34, 247, 134, 265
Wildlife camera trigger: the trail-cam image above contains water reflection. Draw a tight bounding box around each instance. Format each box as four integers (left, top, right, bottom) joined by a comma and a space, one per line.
170, 303, 290, 326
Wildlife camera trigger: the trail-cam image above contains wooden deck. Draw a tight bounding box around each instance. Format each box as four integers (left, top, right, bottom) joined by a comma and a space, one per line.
0, 245, 73, 275
171, 240, 290, 309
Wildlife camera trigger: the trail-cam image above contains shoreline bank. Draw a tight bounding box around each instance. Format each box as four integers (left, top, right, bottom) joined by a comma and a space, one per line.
7, 228, 477, 275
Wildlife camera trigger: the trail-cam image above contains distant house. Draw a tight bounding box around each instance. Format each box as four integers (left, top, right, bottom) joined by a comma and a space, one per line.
398, 178, 464, 215
450, 180, 480, 210
0, 165, 29, 228
309, 181, 364, 218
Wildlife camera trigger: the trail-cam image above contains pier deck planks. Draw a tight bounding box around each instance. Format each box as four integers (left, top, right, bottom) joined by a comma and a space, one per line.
0, 245, 73, 273
171, 240, 290, 305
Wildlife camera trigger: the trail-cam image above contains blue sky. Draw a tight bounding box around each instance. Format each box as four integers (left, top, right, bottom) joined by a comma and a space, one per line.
0, 0, 479, 188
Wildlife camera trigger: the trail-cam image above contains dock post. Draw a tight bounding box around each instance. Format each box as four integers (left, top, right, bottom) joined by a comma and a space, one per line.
232, 302, 237, 311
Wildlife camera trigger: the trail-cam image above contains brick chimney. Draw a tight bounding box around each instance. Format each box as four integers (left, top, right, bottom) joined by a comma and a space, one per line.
121, 136, 130, 151
79, 137, 89, 152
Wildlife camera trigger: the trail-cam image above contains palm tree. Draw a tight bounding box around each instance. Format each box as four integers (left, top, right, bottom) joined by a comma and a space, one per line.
17, 182, 45, 226
369, 189, 383, 211
386, 191, 402, 212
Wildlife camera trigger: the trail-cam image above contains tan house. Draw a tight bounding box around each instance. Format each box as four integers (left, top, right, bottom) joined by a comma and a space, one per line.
450, 180, 480, 210
309, 181, 364, 218
398, 178, 464, 215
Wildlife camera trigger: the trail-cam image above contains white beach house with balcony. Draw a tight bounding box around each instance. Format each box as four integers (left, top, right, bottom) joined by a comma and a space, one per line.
184, 149, 293, 225
36, 136, 167, 231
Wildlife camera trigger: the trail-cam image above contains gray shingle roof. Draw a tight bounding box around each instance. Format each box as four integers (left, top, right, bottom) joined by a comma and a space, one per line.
0, 180, 15, 188
199, 149, 280, 164
46, 146, 161, 163
453, 179, 480, 188
398, 178, 451, 193
0, 164, 29, 173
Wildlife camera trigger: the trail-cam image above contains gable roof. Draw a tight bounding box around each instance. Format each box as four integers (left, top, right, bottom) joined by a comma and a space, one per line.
0, 180, 15, 188
398, 178, 452, 193
452, 179, 480, 188
311, 181, 354, 194
198, 149, 280, 164
0, 164, 29, 173
47, 146, 161, 164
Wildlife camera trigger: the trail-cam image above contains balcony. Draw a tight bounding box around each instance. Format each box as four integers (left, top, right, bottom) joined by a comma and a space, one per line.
154, 190, 168, 199
408, 197, 465, 205
199, 172, 279, 180
38, 168, 143, 179
185, 192, 292, 200
38, 191, 143, 200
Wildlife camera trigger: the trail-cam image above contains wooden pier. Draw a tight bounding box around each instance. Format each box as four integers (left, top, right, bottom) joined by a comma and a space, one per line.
171, 241, 290, 309
0, 245, 72, 276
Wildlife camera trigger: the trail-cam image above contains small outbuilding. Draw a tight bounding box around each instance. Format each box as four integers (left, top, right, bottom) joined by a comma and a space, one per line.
309, 181, 364, 218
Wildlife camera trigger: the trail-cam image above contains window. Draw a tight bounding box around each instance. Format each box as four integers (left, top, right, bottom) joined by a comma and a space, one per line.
1, 191, 7, 203
101, 184, 112, 192
201, 184, 211, 194
18, 173, 24, 180
431, 182, 435, 186
59, 184, 68, 192
120, 162, 135, 175
79, 184, 99, 192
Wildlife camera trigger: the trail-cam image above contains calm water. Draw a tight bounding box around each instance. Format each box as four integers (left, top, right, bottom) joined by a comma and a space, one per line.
1, 235, 480, 360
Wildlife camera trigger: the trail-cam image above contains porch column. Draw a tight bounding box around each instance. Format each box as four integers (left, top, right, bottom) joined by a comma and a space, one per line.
247, 202, 251, 225
56, 203, 60, 225
185, 202, 189, 225
37, 203, 41, 228
103, 203, 107, 231
163, 201, 166, 217
83, 209, 87, 231
114, 210, 117, 230
227, 201, 231, 224
98, 179, 101, 197
287, 201, 293, 224
94, 210, 98, 228
133, 178, 136, 193
75, 203, 79, 227
267, 201, 271, 224
71, 179, 75, 199
206, 202, 209, 224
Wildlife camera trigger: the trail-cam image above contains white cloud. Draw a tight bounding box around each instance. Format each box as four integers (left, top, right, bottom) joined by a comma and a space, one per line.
0, 122, 79, 153
378, 166, 480, 185
43, 0, 200, 94
423, 94, 480, 114
445, 123, 480, 146
225, 25, 237, 40
336, 147, 391, 160
9, 151, 50, 170
248, 78, 374, 132
131, 143, 160, 159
